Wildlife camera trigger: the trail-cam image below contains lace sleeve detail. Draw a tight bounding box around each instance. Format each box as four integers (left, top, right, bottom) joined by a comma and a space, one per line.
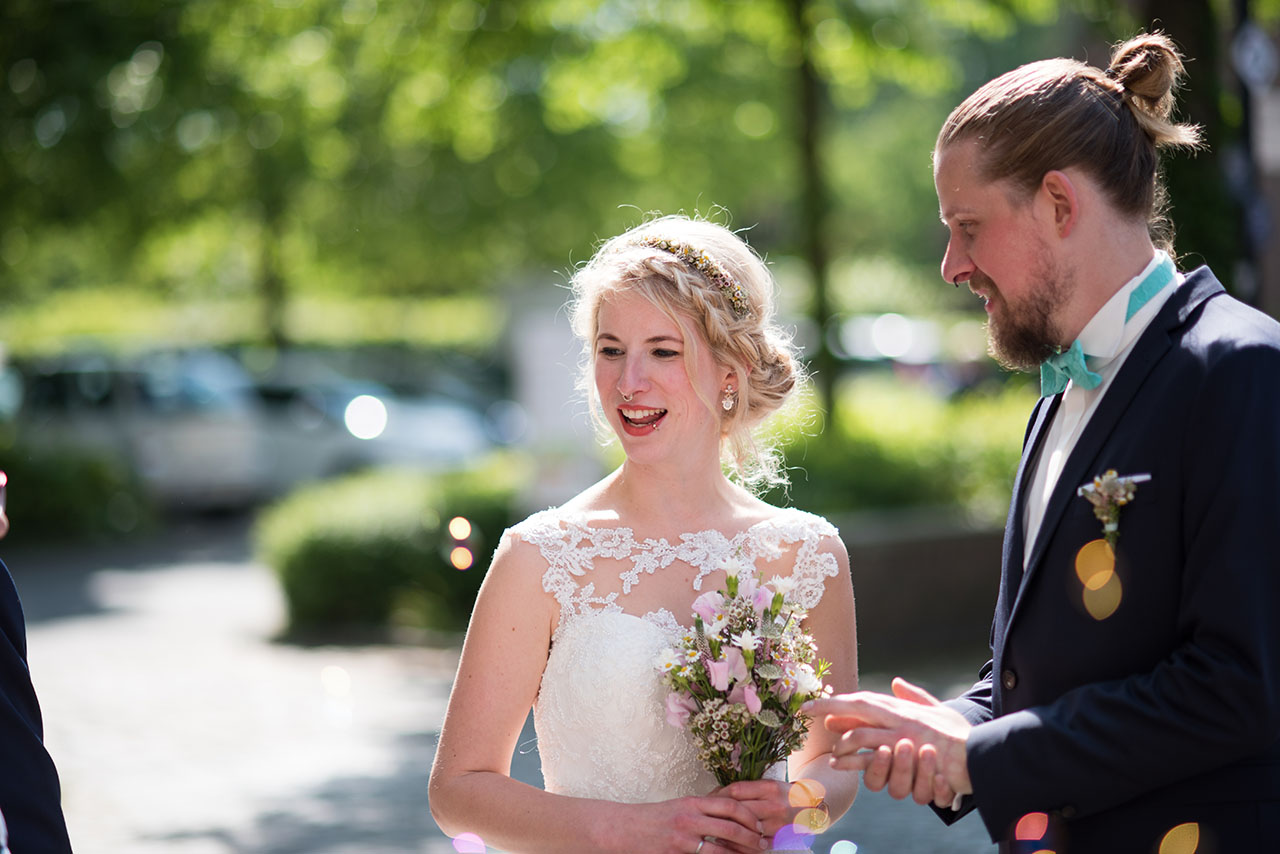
752, 509, 841, 611
505, 509, 623, 637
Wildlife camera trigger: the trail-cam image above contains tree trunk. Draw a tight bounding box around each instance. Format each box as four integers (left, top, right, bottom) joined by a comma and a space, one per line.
788, 0, 837, 434
259, 203, 288, 349
1130, 0, 1246, 296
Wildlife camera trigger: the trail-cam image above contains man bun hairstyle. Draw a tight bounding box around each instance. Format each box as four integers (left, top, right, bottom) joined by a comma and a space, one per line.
937, 31, 1202, 253
569, 214, 804, 491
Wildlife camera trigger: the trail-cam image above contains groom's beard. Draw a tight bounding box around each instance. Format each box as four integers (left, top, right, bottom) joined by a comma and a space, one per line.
983, 256, 1072, 373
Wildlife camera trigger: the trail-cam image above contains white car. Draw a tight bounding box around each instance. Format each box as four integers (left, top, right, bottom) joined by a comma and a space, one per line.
11, 349, 502, 509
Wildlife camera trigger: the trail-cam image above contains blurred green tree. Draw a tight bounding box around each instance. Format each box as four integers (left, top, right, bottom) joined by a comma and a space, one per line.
3, 0, 1071, 414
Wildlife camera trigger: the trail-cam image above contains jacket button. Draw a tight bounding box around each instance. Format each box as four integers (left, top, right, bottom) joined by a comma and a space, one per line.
1001, 669, 1018, 690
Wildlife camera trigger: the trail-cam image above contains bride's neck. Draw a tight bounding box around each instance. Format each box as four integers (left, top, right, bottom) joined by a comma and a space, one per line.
607, 459, 742, 531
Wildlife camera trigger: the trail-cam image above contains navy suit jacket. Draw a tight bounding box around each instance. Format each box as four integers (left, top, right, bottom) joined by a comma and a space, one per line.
941, 268, 1280, 852
0, 558, 72, 852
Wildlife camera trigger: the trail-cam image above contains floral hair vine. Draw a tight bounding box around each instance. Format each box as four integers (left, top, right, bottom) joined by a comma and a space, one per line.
633, 235, 752, 319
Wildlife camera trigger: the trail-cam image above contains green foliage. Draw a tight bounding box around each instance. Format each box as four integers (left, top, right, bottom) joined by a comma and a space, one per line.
0, 290, 501, 356
254, 453, 531, 637
1, 0, 1089, 342
0, 442, 154, 543
766, 374, 1034, 524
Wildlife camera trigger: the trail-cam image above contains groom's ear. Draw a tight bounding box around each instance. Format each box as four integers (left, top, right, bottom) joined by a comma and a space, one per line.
1040, 170, 1080, 239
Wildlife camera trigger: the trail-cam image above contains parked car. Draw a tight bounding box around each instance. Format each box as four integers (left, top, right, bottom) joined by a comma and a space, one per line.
244, 354, 499, 495
11, 349, 266, 509
7, 348, 503, 510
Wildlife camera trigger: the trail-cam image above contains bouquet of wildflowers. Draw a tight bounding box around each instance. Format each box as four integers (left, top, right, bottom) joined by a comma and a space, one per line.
656, 558, 831, 786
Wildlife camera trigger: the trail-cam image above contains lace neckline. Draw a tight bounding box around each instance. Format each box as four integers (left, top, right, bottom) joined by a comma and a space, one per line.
508, 506, 840, 641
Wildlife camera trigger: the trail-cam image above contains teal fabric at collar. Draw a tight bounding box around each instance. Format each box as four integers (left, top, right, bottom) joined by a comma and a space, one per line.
1039, 253, 1176, 397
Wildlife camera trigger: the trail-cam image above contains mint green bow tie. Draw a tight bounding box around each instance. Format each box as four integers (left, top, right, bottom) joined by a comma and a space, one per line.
1040, 339, 1101, 396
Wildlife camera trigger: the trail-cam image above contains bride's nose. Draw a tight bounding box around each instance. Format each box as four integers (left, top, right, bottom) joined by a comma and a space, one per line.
617, 357, 650, 399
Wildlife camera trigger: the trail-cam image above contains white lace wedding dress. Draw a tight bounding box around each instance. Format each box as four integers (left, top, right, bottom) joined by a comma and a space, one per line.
505, 506, 841, 804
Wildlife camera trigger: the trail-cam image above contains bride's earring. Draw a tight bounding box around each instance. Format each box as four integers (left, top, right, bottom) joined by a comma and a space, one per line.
721, 387, 736, 411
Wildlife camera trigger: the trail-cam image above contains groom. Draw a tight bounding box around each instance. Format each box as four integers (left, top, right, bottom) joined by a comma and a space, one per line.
810, 32, 1280, 853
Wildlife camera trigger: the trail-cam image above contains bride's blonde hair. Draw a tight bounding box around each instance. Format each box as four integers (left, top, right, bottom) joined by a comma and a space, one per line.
568, 213, 804, 491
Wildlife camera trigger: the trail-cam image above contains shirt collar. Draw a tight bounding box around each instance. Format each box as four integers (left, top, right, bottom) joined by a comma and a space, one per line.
1077, 250, 1178, 364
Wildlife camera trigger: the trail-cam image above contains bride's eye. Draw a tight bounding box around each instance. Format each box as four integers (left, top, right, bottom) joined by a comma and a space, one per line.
653, 348, 680, 359
599, 346, 624, 358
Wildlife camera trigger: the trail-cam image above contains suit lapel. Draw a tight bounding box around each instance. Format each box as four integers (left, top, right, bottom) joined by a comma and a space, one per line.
999, 394, 1060, 620
1012, 270, 1225, 620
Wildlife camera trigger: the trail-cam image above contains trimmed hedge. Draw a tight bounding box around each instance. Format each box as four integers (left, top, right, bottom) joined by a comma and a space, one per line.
766, 376, 1033, 525
254, 453, 531, 637
0, 442, 154, 543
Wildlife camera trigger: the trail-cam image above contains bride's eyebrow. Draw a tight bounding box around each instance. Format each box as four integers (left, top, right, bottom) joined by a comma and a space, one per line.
595, 333, 685, 345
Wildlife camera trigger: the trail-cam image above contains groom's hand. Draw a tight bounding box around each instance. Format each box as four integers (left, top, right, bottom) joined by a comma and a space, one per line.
805, 677, 972, 804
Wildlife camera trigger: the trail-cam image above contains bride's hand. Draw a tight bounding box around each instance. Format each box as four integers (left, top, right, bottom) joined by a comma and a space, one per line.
713, 779, 811, 847
615, 796, 766, 854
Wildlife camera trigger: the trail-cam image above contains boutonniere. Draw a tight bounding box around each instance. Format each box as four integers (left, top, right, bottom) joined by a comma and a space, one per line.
1077, 470, 1151, 549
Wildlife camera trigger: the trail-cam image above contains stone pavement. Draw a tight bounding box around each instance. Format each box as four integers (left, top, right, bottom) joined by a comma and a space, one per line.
4, 516, 995, 853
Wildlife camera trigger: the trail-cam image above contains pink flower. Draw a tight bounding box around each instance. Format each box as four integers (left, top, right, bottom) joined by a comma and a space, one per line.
691, 591, 725, 623
665, 692, 698, 727
723, 647, 750, 684
729, 682, 762, 714
706, 659, 731, 691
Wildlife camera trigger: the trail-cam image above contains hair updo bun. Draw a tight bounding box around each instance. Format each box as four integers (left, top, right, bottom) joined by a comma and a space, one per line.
1106, 33, 1202, 150
568, 214, 806, 491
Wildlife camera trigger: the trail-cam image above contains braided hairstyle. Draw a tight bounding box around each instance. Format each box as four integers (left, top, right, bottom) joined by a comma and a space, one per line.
568, 214, 803, 491
936, 31, 1202, 254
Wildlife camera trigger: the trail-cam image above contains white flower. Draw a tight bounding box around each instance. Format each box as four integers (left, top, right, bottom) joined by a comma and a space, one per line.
655, 648, 683, 673
705, 615, 730, 637
769, 576, 797, 596
731, 630, 760, 651
720, 557, 750, 578
793, 663, 822, 696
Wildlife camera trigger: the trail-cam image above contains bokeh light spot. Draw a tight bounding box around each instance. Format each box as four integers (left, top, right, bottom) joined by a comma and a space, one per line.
320, 665, 351, 698
1083, 571, 1123, 620
451, 546, 474, 570
830, 842, 858, 854
448, 516, 473, 540
793, 806, 831, 834
772, 825, 817, 851
789, 778, 826, 808
1015, 811, 1049, 841
344, 394, 388, 439
1158, 822, 1200, 854
1074, 539, 1114, 586
452, 832, 486, 853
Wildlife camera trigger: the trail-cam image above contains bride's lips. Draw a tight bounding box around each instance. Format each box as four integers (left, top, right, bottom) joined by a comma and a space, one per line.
619, 406, 667, 436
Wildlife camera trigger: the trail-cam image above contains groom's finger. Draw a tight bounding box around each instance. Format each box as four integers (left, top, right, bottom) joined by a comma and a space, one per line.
915, 744, 939, 804
834, 726, 902, 755
807, 694, 901, 727
858, 744, 894, 790
886, 738, 918, 800
891, 676, 941, 706
820, 713, 876, 734
934, 773, 958, 809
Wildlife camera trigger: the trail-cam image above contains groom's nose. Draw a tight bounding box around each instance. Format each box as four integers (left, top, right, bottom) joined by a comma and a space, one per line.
941, 237, 974, 287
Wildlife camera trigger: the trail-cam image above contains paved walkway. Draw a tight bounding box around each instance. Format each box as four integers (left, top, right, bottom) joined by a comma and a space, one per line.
5, 516, 995, 853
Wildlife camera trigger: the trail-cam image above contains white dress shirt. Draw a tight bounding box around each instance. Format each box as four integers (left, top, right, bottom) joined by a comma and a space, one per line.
1022, 252, 1182, 566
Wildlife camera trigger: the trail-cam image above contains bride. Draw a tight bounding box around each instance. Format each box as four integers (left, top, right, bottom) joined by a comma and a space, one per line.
428, 215, 859, 853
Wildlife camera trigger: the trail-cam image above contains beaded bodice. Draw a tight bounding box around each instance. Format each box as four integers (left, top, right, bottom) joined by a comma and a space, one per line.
505, 506, 840, 804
